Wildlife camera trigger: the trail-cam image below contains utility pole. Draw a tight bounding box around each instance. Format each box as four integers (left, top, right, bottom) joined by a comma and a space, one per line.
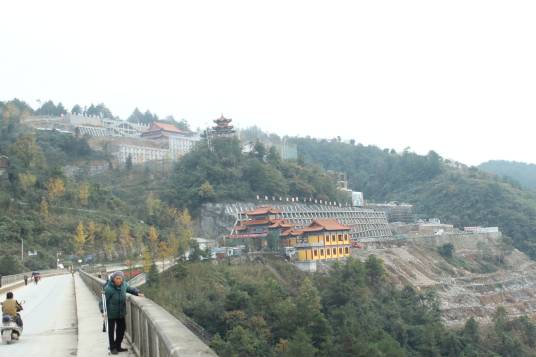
21, 238, 24, 262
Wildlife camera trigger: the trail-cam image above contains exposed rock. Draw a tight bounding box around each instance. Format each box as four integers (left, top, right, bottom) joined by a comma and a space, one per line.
353, 234, 536, 327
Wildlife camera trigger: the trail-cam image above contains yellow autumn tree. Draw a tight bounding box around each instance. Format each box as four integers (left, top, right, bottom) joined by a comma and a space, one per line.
168, 231, 180, 259
145, 192, 161, 217
142, 247, 152, 273
79, 182, 90, 206
147, 225, 159, 257
86, 221, 96, 255
18, 172, 37, 192
119, 222, 134, 257
47, 177, 65, 201
74, 222, 86, 257
9, 134, 44, 169
158, 240, 176, 270
102, 224, 117, 260
177, 209, 193, 256
40, 197, 49, 220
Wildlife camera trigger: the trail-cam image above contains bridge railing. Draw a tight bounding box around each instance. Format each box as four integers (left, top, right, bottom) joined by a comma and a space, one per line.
79, 270, 217, 357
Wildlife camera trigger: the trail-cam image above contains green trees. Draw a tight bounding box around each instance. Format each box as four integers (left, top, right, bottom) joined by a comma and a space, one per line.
293, 136, 536, 260
85, 103, 113, 118
141, 248, 536, 357
127, 108, 158, 124
0, 255, 25, 275
35, 100, 67, 116
438, 243, 455, 258
9, 134, 44, 170
71, 104, 82, 115
171, 138, 344, 212
479, 160, 536, 190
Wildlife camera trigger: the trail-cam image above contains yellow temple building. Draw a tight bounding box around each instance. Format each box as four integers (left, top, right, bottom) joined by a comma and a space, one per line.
280, 219, 351, 262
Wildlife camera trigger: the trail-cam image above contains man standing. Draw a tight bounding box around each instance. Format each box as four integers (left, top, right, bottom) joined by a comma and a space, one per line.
24, 275, 28, 286
103, 271, 143, 355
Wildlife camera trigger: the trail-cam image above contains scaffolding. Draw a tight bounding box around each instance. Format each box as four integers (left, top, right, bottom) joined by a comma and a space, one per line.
226, 202, 393, 241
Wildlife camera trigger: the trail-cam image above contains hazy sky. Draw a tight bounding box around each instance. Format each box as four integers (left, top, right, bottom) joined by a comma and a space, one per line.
1, 1, 535, 166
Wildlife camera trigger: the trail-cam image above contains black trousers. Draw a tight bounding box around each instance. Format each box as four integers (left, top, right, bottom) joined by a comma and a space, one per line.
107, 317, 126, 350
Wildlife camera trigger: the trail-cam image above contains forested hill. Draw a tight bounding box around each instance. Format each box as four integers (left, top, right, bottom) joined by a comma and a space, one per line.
293, 138, 536, 258
479, 160, 536, 191
0, 99, 345, 273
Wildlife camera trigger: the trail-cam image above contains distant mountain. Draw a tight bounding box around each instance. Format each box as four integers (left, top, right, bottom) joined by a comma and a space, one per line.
479, 160, 536, 190
293, 138, 536, 259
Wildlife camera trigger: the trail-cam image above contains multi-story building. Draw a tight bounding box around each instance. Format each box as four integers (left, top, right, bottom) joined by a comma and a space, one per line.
228, 206, 351, 266
228, 207, 293, 249
142, 122, 201, 160
115, 143, 170, 164
280, 219, 351, 262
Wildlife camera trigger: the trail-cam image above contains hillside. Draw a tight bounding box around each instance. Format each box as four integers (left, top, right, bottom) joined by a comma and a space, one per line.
0, 99, 346, 274
479, 160, 536, 191
5, 99, 536, 355
292, 138, 536, 259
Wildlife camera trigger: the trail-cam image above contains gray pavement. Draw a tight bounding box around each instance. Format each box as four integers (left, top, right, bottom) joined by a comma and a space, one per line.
1, 274, 77, 356
1, 273, 135, 356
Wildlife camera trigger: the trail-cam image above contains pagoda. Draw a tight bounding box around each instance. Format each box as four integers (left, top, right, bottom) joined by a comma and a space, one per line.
211, 114, 235, 137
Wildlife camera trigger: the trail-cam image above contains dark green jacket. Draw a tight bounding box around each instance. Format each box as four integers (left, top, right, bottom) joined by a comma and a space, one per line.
104, 281, 139, 319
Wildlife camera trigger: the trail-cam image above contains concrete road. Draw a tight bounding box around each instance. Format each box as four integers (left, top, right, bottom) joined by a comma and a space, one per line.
1, 274, 77, 356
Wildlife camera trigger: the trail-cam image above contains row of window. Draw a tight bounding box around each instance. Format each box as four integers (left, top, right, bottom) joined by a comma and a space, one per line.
325, 233, 349, 242
314, 247, 349, 256
301, 246, 350, 261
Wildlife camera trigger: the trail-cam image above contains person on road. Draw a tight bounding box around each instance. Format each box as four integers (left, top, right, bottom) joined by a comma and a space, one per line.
103, 271, 144, 355
1, 292, 23, 327
24, 275, 28, 286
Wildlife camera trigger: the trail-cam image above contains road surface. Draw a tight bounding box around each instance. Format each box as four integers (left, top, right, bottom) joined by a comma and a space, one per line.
1, 274, 77, 356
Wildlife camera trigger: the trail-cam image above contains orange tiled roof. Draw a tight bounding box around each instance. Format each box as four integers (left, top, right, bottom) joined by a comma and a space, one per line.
302, 219, 350, 232
243, 206, 282, 216
242, 219, 271, 226
268, 218, 292, 228
280, 228, 303, 237
269, 220, 293, 228
148, 122, 184, 134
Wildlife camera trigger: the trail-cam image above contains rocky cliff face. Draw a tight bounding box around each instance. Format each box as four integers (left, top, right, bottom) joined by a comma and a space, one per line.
353, 234, 536, 327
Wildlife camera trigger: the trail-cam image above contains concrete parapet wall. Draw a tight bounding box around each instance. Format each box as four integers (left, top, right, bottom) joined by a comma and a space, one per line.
79, 270, 217, 357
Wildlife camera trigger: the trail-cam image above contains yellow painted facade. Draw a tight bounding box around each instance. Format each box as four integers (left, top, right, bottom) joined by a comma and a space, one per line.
292, 229, 351, 262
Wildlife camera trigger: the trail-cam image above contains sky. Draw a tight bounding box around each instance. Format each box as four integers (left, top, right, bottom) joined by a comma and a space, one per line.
1, 1, 535, 166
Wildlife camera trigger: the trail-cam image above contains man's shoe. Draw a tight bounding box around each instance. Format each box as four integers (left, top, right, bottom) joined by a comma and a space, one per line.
110, 348, 119, 355
118, 347, 128, 352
